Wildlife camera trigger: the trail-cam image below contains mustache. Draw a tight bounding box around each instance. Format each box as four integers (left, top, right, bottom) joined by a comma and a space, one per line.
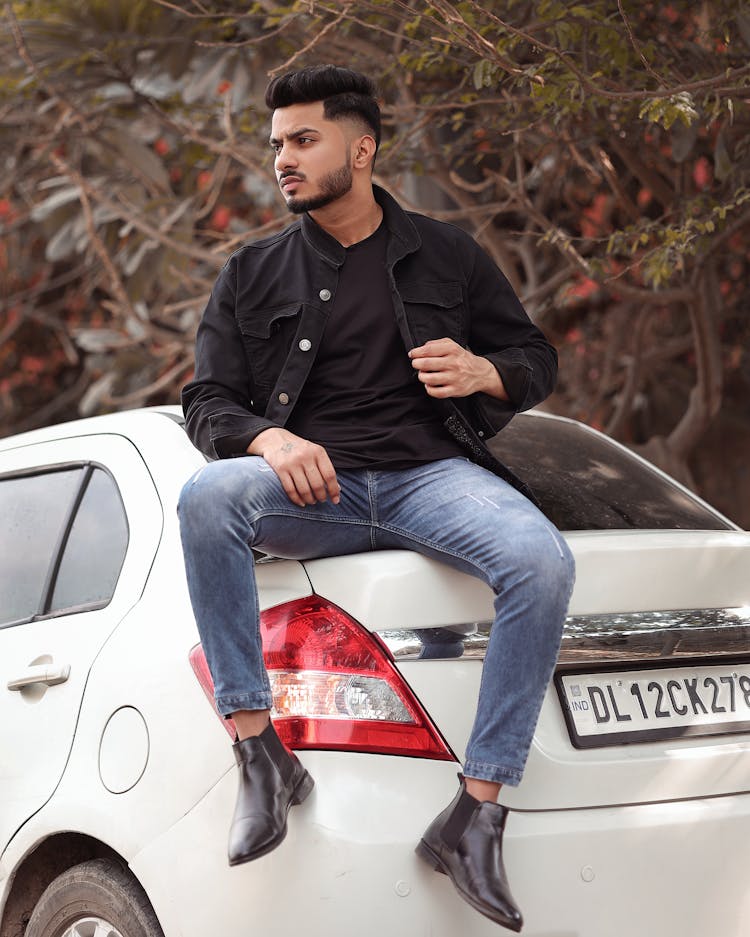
279, 171, 306, 181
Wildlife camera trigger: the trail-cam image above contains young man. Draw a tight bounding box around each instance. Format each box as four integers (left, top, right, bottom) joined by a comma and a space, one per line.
179, 65, 574, 932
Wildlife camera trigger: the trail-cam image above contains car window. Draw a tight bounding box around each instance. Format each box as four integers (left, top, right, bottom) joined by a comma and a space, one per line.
0, 464, 130, 628
488, 415, 730, 532
0, 468, 86, 626
49, 467, 129, 614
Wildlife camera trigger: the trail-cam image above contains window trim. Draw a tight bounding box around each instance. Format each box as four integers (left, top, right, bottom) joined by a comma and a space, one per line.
39, 464, 93, 615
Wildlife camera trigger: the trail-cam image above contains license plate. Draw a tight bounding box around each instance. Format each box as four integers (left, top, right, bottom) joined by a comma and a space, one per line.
557, 662, 750, 748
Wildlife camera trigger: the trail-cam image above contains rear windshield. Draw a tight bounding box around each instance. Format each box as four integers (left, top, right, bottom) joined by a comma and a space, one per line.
488, 414, 730, 532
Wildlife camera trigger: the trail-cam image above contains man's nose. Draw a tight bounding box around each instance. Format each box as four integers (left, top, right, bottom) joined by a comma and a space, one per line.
275, 144, 297, 172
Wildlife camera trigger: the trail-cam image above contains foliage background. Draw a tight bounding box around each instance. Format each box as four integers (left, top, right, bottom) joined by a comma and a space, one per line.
1, 0, 749, 525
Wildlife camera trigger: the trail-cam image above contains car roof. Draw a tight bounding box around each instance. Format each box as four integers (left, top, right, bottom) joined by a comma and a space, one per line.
0, 405, 185, 453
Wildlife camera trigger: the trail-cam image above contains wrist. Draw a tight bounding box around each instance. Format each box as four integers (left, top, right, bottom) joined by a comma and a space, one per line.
478, 357, 509, 401
247, 427, 284, 456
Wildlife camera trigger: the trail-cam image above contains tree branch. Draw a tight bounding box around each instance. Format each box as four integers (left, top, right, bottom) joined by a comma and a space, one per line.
668, 261, 723, 458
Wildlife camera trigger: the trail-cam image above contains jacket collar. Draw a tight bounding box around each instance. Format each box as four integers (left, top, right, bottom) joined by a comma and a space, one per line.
299, 184, 421, 268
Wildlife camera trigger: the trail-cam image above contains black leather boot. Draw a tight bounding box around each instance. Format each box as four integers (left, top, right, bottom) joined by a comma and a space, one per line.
228, 721, 314, 866
416, 777, 523, 932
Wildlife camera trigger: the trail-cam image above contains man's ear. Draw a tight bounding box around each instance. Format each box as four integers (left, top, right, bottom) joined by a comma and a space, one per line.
352, 134, 377, 169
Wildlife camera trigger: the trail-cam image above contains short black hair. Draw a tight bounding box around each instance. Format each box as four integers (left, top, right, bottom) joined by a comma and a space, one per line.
265, 65, 381, 151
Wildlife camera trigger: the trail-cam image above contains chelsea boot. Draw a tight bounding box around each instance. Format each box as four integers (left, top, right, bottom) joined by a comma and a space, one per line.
416, 777, 523, 932
228, 721, 314, 866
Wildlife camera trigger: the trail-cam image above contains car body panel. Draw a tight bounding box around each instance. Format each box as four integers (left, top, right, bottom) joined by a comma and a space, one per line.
128, 751, 750, 937
0, 433, 163, 852
302, 531, 750, 626
566, 529, 750, 613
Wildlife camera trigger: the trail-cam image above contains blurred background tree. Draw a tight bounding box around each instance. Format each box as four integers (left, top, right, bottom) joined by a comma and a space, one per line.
1, 0, 748, 523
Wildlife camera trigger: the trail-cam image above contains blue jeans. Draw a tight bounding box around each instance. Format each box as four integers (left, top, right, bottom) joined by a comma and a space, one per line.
178, 456, 575, 786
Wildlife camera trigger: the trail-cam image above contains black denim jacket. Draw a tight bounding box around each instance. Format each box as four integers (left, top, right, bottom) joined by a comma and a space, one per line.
182, 186, 557, 500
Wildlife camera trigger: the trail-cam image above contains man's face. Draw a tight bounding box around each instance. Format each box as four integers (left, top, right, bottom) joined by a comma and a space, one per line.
269, 101, 354, 214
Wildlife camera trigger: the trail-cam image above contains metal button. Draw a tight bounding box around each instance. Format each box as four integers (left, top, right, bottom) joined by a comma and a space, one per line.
319, 288, 331, 301
298, 338, 312, 352
478, 430, 485, 438
278, 392, 290, 405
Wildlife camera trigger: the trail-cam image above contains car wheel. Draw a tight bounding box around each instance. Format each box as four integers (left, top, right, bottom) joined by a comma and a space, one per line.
25, 858, 164, 937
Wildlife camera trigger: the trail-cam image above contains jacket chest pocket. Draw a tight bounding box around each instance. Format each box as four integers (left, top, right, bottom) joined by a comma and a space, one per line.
237, 303, 300, 390
399, 281, 466, 347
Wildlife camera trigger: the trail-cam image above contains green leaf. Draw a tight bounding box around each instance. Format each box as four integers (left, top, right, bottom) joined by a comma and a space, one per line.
472, 59, 495, 90
639, 92, 699, 130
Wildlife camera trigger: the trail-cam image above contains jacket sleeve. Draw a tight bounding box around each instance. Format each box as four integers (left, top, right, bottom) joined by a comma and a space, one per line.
181, 257, 278, 459
461, 233, 558, 436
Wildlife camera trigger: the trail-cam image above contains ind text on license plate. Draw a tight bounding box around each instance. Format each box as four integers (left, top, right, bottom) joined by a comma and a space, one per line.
557, 662, 750, 748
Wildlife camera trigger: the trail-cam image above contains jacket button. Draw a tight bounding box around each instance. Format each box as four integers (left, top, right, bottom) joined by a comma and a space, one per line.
319, 288, 331, 301
478, 430, 485, 438
298, 338, 312, 352
278, 392, 290, 405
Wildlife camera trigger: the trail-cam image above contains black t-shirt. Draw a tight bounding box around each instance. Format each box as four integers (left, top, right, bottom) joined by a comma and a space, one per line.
286, 221, 466, 469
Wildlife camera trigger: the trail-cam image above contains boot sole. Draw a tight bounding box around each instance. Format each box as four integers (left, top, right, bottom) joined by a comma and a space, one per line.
415, 839, 523, 933
228, 770, 315, 866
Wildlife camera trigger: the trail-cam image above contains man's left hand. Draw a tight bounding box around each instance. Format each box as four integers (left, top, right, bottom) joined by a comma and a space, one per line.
409, 338, 509, 401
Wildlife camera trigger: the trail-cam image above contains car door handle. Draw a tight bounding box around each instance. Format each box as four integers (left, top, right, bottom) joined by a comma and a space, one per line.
7, 663, 71, 691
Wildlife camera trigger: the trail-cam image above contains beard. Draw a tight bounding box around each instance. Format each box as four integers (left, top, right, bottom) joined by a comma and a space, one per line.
284, 161, 353, 214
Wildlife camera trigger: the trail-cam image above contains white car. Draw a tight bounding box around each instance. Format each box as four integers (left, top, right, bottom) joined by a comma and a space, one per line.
1, 406, 749, 937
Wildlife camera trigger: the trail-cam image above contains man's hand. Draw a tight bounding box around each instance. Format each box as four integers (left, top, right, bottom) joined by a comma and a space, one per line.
247, 427, 340, 507
409, 338, 509, 401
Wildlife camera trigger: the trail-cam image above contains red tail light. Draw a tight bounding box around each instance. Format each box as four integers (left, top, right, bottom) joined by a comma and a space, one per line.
190, 595, 455, 761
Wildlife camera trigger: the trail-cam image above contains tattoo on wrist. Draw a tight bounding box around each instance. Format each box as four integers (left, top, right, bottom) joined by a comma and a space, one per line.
281, 442, 294, 453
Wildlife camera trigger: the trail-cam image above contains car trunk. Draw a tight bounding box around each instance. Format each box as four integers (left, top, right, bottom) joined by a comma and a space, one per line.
302, 529, 750, 810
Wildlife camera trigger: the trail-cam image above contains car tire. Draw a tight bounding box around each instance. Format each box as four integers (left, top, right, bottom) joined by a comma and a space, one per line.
25, 857, 164, 937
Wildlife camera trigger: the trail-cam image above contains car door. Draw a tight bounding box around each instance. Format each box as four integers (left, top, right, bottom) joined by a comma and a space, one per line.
0, 433, 162, 853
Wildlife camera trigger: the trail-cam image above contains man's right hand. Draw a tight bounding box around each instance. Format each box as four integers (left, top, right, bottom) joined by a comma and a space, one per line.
247, 428, 340, 507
